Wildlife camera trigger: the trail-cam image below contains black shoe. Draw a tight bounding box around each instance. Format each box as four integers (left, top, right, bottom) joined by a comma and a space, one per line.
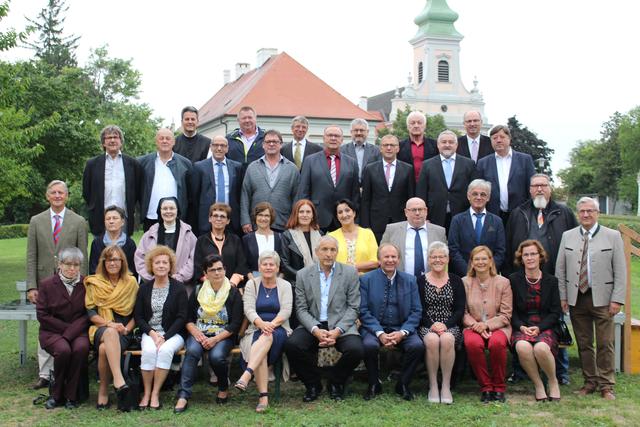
96, 400, 111, 410
65, 400, 78, 410
114, 384, 130, 412
32, 378, 50, 390
303, 384, 322, 402
329, 383, 344, 401
493, 392, 506, 402
216, 394, 229, 405
44, 397, 64, 410
507, 373, 523, 384
363, 382, 382, 401
480, 391, 492, 403
395, 383, 414, 401
174, 398, 189, 414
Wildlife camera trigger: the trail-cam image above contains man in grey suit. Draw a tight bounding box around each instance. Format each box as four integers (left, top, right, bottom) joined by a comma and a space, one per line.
284, 236, 364, 402
340, 118, 381, 183
26, 180, 88, 389
556, 197, 626, 401
240, 129, 299, 232
381, 198, 447, 278
281, 116, 322, 169
296, 125, 360, 232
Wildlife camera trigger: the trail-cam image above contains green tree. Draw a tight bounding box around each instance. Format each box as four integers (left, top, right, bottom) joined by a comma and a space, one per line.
86, 45, 142, 103
617, 107, 640, 210
507, 116, 554, 177
377, 104, 449, 141
0, 1, 30, 51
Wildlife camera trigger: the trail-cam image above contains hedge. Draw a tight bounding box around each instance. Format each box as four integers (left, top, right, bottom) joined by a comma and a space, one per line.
0, 224, 29, 239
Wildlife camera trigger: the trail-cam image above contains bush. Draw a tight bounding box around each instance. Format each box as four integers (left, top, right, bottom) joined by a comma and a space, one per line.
600, 215, 640, 235
0, 224, 29, 239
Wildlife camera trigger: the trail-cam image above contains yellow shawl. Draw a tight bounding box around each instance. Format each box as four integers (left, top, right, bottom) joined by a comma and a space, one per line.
197, 278, 231, 318
84, 274, 139, 344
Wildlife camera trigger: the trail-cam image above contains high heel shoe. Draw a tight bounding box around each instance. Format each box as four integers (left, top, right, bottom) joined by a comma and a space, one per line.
234, 367, 254, 392
256, 392, 269, 413
114, 384, 130, 412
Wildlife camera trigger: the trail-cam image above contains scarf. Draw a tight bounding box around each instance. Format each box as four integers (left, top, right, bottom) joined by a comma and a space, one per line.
84, 274, 139, 344
103, 231, 127, 247
197, 277, 231, 318
59, 271, 80, 295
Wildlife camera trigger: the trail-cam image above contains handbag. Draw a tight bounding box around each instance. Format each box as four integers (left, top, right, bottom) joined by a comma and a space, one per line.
556, 318, 573, 346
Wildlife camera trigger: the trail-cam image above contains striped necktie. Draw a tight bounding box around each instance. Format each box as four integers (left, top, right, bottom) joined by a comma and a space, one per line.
53, 215, 61, 245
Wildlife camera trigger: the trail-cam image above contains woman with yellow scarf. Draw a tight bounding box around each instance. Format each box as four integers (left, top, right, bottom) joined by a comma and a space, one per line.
173, 254, 243, 413
85, 245, 139, 411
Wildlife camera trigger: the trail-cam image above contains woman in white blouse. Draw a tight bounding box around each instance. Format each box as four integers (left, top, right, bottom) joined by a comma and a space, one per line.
242, 202, 283, 280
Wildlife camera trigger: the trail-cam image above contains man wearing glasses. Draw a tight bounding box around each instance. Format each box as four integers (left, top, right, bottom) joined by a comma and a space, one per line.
339, 118, 381, 184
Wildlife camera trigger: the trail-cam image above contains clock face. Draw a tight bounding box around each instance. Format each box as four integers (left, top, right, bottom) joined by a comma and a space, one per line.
441, 105, 448, 112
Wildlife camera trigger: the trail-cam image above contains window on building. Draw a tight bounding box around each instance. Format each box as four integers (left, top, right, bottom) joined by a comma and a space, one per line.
438, 60, 449, 82
418, 62, 423, 83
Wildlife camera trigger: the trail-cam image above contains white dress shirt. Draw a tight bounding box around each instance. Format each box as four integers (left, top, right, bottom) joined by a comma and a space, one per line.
495, 148, 513, 212
147, 154, 178, 219
104, 152, 126, 210
403, 223, 428, 275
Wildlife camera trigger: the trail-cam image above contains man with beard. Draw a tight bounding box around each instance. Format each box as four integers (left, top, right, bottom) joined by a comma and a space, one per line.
505, 173, 578, 385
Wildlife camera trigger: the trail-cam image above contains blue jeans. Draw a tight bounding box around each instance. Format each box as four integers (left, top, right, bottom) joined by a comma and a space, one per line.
178, 335, 234, 399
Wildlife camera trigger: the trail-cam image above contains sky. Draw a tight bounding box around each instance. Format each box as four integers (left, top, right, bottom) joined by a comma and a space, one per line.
3, 0, 640, 174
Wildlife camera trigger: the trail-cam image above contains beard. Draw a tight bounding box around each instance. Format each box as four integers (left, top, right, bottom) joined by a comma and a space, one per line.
533, 195, 548, 209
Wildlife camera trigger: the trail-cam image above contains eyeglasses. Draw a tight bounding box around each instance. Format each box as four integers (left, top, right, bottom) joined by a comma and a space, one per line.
470, 192, 489, 198
61, 262, 81, 268
207, 267, 224, 273
210, 213, 227, 219
264, 140, 281, 145
530, 184, 549, 188
211, 144, 227, 149
105, 258, 122, 264
405, 208, 426, 213
522, 253, 539, 258
578, 209, 598, 215
429, 255, 447, 260
381, 144, 399, 148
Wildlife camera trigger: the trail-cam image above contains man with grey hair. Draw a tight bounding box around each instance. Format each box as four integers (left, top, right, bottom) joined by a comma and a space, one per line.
416, 130, 479, 231
340, 118, 381, 183
448, 179, 505, 276
556, 197, 626, 400
398, 111, 438, 181
82, 125, 142, 236
282, 116, 322, 169
27, 180, 88, 389
456, 111, 494, 163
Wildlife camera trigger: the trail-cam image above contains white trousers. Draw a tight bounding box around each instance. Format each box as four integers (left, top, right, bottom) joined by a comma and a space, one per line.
140, 333, 184, 370
37, 342, 54, 379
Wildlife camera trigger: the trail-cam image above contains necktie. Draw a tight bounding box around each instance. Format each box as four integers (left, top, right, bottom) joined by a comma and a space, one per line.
578, 232, 590, 293
413, 227, 424, 277
294, 142, 302, 169
385, 162, 392, 188
443, 158, 453, 188
474, 212, 485, 245
53, 215, 61, 245
216, 162, 225, 203
537, 210, 544, 228
471, 140, 479, 162
329, 155, 337, 186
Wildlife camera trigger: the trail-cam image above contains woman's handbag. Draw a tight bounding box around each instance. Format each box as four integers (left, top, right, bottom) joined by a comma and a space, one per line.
556, 318, 573, 346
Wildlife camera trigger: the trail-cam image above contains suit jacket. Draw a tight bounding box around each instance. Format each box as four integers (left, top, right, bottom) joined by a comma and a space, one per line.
556, 224, 626, 307
415, 155, 479, 228
448, 210, 506, 276
456, 134, 494, 162
477, 150, 536, 215
134, 278, 188, 340
27, 209, 88, 290
242, 231, 283, 273
281, 139, 322, 167
339, 141, 381, 181
509, 271, 561, 332
192, 156, 243, 235
462, 275, 513, 340
36, 274, 89, 349
359, 269, 421, 335
82, 153, 142, 236
397, 136, 438, 180
226, 127, 266, 166
360, 160, 415, 236
295, 150, 360, 230
380, 221, 447, 273
295, 262, 360, 336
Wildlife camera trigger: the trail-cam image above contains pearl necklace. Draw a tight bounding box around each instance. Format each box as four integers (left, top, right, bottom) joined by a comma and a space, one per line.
525, 272, 542, 285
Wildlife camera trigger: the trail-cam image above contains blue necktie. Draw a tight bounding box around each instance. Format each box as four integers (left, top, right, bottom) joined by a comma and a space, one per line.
474, 212, 485, 245
443, 158, 453, 188
216, 162, 225, 203
413, 227, 424, 277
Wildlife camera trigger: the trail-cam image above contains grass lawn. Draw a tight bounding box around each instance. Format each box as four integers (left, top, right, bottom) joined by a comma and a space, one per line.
1, 235, 639, 426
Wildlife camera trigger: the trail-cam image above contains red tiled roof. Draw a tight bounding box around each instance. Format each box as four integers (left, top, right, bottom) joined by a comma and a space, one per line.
198, 52, 383, 126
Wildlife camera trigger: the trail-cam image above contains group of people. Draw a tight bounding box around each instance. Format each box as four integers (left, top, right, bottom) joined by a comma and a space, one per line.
25, 105, 627, 413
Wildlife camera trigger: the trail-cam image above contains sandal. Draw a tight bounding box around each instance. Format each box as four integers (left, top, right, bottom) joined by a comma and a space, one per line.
256, 392, 268, 413
234, 368, 254, 392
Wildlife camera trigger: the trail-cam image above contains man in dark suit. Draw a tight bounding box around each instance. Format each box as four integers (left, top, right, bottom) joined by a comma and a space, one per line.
360, 243, 423, 401
416, 130, 479, 231
339, 118, 381, 183
225, 106, 265, 167
397, 111, 438, 182
27, 180, 88, 389
173, 106, 212, 163
477, 124, 536, 224
361, 135, 414, 242
448, 179, 505, 276
82, 125, 142, 237
192, 135, 243, 236
456, 111, 494, 163
296, 125, 360, 232
284, 236, 364, 402
281, 116, 322, 170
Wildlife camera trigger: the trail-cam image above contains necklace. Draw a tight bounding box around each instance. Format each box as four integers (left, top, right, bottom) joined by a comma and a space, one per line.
213, 234, 225, 242
525, 273, 541, 285
264, 285, 276, 298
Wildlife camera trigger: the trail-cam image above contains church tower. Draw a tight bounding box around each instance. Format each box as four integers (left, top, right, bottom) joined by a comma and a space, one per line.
389, 0, 486, 130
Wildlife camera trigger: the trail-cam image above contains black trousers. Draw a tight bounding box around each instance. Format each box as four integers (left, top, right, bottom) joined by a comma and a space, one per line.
284, 327, 364, 387
362, 330, 424, 387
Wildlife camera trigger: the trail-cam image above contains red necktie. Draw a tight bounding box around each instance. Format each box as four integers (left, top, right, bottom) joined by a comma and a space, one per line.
53, 215, 61, 245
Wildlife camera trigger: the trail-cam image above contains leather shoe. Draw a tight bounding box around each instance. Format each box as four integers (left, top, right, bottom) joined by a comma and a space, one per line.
363, 382, 382, 401
493, 392, 506, 402
32, 377, 50, 390
480, 391, 492, 403
96, 400, 111, 410
303, 384, 322, 403
395, 383, 414, 401
575, 383, 596, 396
44, 397, 64, 410
114, 384, 130, 412
601, 389, 616, 401
65, 400, 78, 410
329, 383, 345, 401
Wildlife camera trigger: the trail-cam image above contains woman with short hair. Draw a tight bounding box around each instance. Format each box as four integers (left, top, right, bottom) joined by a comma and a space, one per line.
89, 205, 137, 277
